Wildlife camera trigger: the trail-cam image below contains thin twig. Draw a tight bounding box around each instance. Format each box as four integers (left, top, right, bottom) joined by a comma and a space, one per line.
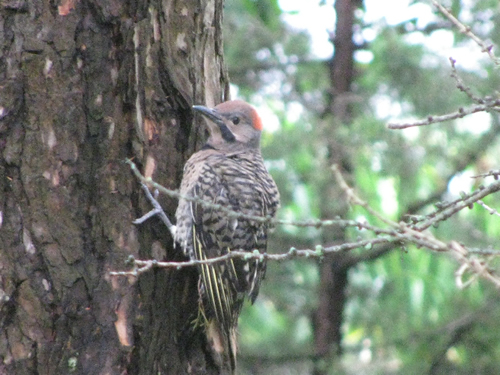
450, 241, 500, 289
109, 235, 400, 277
449, 57, 482, 103
471, 169, 500, 179
110, 161, 500, 289
468, 247, 500, 255
134, 182, 176, 237
388, 102, 500, 129
414, 181, 500, 230
389, 2, 500, 130
128, 159, 314, 226
332, 164, 401, 228
432, 0, 500, 66
476, 200, 500, 217
127, 158, 365, 229
329, 165, 500, 288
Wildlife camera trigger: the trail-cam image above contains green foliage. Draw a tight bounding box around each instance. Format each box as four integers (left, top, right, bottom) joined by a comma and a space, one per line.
224, 0, 500, 373
239, 259, 317, 356
224, 1, 314, 98
361, 28, 468, 118
241, 0, 282, 31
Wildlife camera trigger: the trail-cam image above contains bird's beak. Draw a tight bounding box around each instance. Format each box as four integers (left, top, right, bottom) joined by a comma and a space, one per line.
192, 105, 225, 127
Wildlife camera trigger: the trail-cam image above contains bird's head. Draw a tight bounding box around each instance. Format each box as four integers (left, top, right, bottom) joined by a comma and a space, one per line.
193, 100, 263, 151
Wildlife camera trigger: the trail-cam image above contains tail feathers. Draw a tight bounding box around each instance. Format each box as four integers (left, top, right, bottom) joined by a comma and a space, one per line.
206, 320, 237, 375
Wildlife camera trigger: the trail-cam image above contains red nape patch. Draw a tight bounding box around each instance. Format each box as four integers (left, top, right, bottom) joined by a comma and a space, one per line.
251, 108, 263, 131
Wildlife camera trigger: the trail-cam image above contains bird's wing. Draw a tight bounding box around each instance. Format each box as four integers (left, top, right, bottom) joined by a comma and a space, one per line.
188, 157, 272, 323
190, 178, 242, 330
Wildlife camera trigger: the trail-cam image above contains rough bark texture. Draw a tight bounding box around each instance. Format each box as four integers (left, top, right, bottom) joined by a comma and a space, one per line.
313, 0, 358, 373
0, 0, 228, 374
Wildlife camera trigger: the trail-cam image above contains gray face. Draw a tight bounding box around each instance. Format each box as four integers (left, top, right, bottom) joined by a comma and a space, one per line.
193, 100, 263, 150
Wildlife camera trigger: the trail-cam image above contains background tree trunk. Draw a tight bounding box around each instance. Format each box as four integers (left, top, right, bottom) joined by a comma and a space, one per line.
0, 0, 228, 374
313, 0, 359, 373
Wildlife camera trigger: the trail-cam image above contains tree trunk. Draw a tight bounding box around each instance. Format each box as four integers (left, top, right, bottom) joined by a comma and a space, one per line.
0, 0, 228, 374
313, 0, 358, 373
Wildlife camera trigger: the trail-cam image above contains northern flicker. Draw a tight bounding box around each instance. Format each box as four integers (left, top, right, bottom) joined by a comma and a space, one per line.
175, 100, 280, 373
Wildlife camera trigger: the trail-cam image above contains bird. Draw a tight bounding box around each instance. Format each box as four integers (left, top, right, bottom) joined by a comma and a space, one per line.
174, 100, 280, 374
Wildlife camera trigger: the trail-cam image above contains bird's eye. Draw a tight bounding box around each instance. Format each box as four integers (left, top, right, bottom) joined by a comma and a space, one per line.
232, 117, 240, 125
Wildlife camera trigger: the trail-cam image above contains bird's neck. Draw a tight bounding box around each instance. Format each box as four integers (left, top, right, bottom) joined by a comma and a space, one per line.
202, 141, 260, 155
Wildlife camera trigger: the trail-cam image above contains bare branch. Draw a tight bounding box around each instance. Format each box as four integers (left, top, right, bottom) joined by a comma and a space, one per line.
476, 200, 500, 217
471, 169, 500, 179
126, 158, 360, 230
450, 241, 500, 289
468, 248, 500, 256
388, 101, 500, 129
134, 182, 176, 237
111, 161, 500, 289
449, 57, 482, 103
109, 235, 400, 277
332, 164, 400, 228
329, 166, 500, 287
432, 0, 500, 66
413, 181, 500, 230
389, 3, 500, 130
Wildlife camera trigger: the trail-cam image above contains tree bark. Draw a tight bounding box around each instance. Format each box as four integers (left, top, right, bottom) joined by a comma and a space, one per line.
0, 0, 228, 374
313, 0, 358, 373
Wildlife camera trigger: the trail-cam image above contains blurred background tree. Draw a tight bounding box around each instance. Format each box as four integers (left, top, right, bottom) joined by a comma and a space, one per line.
224, 1, 500, 374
